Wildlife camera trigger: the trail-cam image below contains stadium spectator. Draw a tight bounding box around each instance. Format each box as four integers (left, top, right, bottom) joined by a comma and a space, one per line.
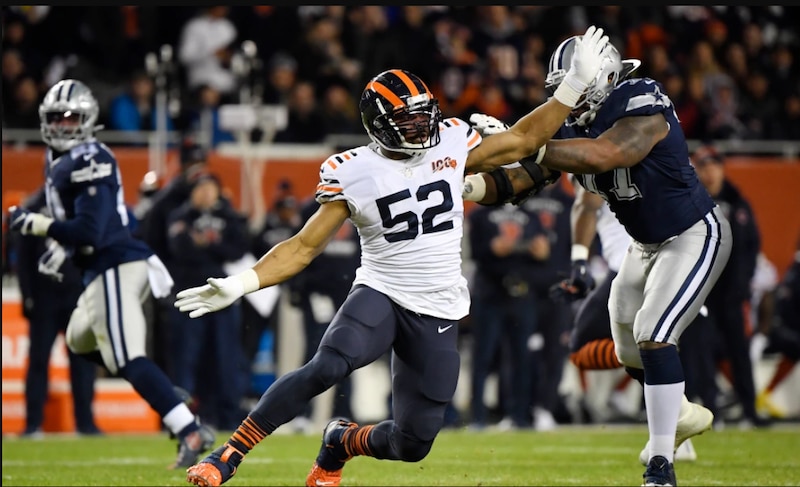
166, 172, 250, 430
3, 75, 42, 129
687, 144, 766, 428
261, 52, 298, 106
467, 203, 548, 430
108, 70, 176, 144
273, 81, 327, 144
520, 183, 575, 431
177, 6, 238, 100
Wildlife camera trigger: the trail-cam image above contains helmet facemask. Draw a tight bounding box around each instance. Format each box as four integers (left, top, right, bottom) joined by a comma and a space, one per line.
39, 79, 100, 152
361, 69, 443, 158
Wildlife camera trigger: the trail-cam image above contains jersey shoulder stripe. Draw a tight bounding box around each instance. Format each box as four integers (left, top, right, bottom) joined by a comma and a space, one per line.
440, 117, 482, 151
316, 148, 363, 203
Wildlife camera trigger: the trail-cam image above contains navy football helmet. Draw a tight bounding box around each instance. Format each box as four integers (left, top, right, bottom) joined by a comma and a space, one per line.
360, 69, 442, 157
545, 36, 641, 127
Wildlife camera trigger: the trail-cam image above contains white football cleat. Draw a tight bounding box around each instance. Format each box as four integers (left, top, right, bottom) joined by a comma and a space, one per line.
639, 396, 713, 465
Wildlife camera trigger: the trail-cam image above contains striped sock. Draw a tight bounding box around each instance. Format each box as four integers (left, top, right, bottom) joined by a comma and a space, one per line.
570, 338, 622, 370
343, 425, 376, 458
227, 416, 269, 456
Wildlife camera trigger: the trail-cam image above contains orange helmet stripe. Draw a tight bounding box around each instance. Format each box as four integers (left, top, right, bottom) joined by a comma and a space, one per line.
368, 80, 404, 109
390, 69, 422, 97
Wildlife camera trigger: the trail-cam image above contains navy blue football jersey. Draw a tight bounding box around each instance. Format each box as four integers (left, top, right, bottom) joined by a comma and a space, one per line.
556, 78, 715, 244
44, 140, 153, 285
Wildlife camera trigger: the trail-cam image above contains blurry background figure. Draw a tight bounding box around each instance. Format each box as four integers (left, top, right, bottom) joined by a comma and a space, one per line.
8, 187, 100, 437
750, 242, 800, 419
261, 51, 298, 106
3, 74, 42, 129
177, 6, 238, 101
108, 69, 175, 139
682, 144, 766, 428
244, 181, 304, 407
165, 172, 250, 430
285, 195, 361, 432
181, 84, 236, 147
466, 203, 549, 431
139, 136, 209, 372
273, 80, 327, 144
521, 182, 575, 430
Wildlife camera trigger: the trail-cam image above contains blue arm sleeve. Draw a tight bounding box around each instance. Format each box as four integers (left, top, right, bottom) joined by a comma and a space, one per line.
47, 184, 115, 247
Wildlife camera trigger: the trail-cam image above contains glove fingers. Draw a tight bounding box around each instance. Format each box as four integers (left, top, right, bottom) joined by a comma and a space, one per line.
176, 285, 209, 300
189, 308, 209, 319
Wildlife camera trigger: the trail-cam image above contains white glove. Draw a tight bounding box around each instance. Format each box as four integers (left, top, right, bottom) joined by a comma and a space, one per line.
469, 113, 509, 136
38, 238, 67, 282
174, 269, 260, 318
554, 25, 610, 107
749, 332, 769, 364
8, 206, 54, 236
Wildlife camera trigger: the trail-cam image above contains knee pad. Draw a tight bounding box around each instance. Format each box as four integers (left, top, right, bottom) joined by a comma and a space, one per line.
65, 310, 96, 355
610, 321, 642, 369
307, 348, 351, 390
395, 428, 434, 463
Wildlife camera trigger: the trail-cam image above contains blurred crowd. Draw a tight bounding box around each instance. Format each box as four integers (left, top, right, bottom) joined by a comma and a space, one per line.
3, 5, 800, 144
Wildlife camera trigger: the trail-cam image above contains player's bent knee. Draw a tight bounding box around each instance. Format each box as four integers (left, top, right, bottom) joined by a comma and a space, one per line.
308, 348, 351, 389
396, 430, 434, 463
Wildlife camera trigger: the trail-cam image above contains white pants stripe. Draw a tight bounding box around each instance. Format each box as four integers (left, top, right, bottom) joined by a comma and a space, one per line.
609, 206, 732, 368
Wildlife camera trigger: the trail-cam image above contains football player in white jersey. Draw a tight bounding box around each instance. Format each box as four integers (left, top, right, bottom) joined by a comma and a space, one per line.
175, 25, 610, 487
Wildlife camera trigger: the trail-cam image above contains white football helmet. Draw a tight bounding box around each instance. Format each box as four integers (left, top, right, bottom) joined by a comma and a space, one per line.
545, 36, 641, 127
39, 79, 100, 152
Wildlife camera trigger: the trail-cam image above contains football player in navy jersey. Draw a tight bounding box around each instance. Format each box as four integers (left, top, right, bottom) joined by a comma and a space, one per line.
467, 32, 733, 486
7, 79, 215, 469
536, 36, 732, 486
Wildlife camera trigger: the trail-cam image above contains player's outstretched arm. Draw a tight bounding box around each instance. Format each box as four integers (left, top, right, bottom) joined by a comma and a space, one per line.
540, 113, 669, 174
466, 25, 610, 173
175, 200, 350, 318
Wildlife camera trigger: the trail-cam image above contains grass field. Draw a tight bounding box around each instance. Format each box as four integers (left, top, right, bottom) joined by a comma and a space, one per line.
3, 423, 800, 486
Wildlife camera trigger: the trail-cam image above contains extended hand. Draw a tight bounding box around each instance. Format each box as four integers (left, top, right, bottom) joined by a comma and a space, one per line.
8, 206, 53, 236
38, 238, 67, 282
468, 113, 509, 136
548, 259, 596, 304
566, 25, 611, 89
174, 275, 246, 318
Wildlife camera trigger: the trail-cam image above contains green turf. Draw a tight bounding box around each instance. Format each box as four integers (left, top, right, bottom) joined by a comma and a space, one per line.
3, 424, 799, 486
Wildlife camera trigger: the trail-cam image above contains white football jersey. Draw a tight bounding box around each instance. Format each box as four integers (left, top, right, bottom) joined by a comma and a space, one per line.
315, 117, 482, 319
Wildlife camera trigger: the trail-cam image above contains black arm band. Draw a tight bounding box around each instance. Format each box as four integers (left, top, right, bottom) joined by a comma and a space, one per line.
488, 167, 515, 205
519, 155, 545, 184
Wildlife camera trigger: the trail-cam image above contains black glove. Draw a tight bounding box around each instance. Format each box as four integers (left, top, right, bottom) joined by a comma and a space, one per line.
548, 259, 595, 304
